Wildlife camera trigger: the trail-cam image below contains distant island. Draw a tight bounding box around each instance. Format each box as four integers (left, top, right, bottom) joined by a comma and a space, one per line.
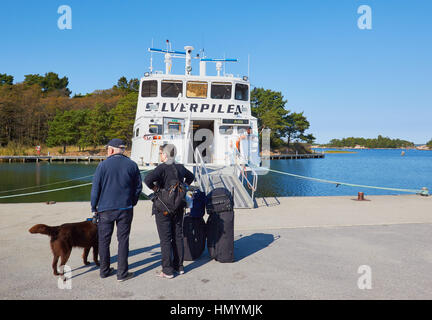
315, 135, 432, 150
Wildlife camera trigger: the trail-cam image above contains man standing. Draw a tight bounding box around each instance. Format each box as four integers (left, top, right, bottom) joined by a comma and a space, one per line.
144, 144, 194, 279
91, 138, 142, 282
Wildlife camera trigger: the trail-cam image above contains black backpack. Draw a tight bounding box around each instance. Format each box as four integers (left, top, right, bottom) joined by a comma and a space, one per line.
154, 164, 187, 215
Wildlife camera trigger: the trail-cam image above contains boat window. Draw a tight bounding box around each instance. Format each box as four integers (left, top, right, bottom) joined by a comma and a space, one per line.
141, 80, 157, 97
186, 81, 208, 98
135, 128, 140, 137
219, 125, 233, 135
149, 124, 162, 134
163, 118, 184, 135
161, 80, 183, 97
235, 83, 249, 101
211, 82, 232, 99
167, 122, 182, 134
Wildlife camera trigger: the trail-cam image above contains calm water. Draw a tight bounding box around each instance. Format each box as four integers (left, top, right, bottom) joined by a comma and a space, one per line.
0, 149, 431, 203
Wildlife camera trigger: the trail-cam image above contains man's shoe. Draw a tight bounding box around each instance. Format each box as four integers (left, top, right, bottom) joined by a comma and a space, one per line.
100, 267, 115, 279
117, 272, 134, 282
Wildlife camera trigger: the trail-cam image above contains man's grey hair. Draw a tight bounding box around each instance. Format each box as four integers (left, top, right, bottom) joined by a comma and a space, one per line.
109, 146, 125, 154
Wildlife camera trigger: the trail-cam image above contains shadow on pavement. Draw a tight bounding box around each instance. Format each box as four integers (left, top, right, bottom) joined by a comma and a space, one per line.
256, 197, 281, 208
234, 233, 279, 262
71, 243, 161, 278
71, 233, 278, 278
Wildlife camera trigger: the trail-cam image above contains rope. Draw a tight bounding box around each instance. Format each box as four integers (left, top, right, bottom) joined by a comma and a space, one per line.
267, 168, 427, 195
1, 165, 426, 199
0, 174, 94, 194
0, 182, 93, 199
0, 168, 151, 200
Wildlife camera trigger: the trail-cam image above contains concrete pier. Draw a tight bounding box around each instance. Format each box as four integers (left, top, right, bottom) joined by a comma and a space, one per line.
0, 195, 431, 299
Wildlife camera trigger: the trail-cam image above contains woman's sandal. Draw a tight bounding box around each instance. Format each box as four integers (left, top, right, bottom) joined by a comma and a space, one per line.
157, 271, 174, 279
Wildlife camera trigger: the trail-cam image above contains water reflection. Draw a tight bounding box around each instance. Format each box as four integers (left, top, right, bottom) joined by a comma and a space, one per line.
35, 162, 41, 186
0, 149, 431, 203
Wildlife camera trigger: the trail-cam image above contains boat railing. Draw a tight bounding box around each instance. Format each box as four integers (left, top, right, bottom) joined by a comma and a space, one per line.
194, 147, 212, 193
232, 146, 258, 202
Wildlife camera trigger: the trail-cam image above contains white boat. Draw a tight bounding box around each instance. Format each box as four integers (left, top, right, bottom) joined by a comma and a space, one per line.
131, 44, 266, 208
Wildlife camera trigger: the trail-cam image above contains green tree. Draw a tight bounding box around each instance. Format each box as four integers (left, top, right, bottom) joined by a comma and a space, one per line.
251, 87, 289, 147
116, 76, 128, 90
46, 110, 85, 152
24, 72, 71, 96
24, 74, 44, 87
107, 92, 138, 145
282, 112, 314, 146
426, 139, 432, 149
251, 87, 315, 148
128, 78, 139, 92
79, 103, 111, 149
326, 136, 414, 148
0, 84, 21, 145
114, 76, 140, 93
0, 74, 13, 86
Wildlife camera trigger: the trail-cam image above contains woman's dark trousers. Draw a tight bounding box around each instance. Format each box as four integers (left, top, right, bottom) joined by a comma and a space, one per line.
155, 208, 184, 276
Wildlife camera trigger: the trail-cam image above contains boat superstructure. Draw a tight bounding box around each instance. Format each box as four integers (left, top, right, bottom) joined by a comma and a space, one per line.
131, 44, 263, 208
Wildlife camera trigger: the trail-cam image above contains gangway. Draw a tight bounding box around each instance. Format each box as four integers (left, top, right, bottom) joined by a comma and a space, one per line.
193, 148, 257, 209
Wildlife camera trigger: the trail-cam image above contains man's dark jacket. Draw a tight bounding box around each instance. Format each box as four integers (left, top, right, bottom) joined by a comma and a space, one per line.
91, 154, 142, 213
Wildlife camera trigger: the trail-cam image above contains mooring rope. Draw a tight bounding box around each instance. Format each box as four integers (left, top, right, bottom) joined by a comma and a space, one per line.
0, 166, 428, 199
0, 182, 94, 199
0, 174, 95, 194
0, 169, 151, 199
267, 168, 428, 195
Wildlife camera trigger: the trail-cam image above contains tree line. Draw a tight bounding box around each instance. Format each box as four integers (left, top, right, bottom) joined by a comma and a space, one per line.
0, 72, 315, 152
326, 135, 415, 148
0, 73, 138, 152
250, 87, 315, 148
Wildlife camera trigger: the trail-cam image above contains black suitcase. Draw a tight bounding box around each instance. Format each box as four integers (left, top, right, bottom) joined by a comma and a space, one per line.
205, 188, 235, 263
183, 215, 206, 261
189, 189, 206, 218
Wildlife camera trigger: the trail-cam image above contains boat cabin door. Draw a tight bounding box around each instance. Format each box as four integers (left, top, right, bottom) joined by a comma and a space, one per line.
190, 120, 214, 163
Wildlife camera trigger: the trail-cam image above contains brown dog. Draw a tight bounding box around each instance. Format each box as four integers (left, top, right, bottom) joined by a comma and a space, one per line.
29, 221, 99, 276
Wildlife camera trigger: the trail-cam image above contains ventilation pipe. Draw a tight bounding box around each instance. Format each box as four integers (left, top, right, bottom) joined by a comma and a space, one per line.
199, 60, 206, 76
184, 46, 194, 75
216, 61, 223, 77
164, 53, 172, 74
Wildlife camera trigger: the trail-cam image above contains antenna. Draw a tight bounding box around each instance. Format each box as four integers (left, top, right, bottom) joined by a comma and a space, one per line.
248, 54, 250, 79
223, 53, 226, 76
149, 39, 154, 73
147, 43, 239, 77
200, 58, 238, 77
148, 48, 186, 55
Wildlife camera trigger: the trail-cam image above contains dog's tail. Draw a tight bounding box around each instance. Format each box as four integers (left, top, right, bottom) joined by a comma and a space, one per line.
29, 224, 59, 237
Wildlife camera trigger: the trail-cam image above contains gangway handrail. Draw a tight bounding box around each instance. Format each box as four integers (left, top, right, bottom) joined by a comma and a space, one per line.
232, 146, 258, 201
194, 147, 212, 193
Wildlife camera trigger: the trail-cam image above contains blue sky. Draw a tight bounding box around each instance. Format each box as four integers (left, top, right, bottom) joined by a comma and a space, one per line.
1, 0, 431, 144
